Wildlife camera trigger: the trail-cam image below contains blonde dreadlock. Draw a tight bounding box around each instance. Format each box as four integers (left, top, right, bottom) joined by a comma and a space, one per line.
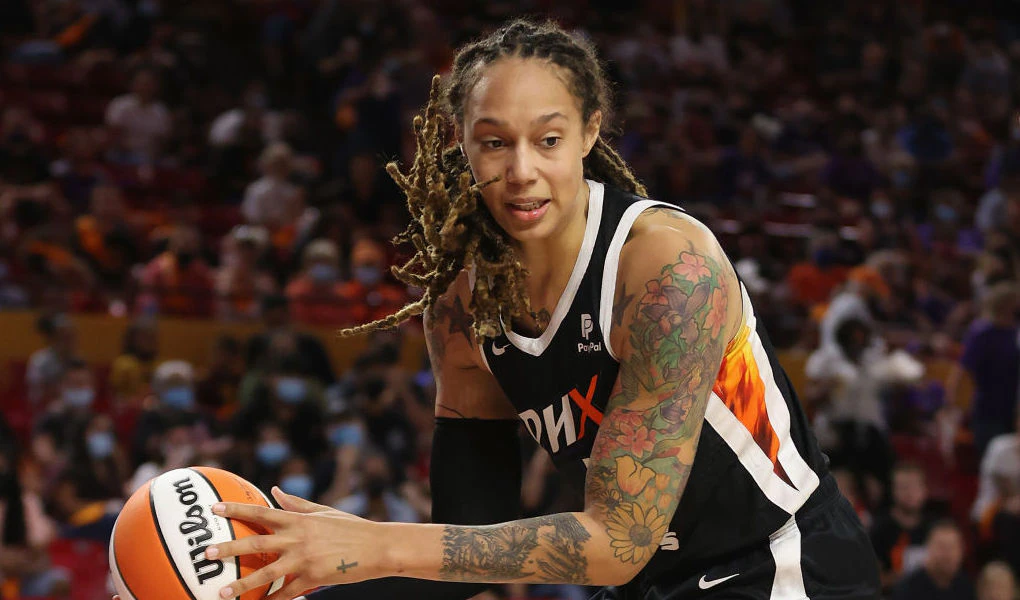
339, 19, 647, 341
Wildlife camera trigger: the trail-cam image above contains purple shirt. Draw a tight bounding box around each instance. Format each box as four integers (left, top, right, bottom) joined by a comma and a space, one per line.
960, 319, 1020, 423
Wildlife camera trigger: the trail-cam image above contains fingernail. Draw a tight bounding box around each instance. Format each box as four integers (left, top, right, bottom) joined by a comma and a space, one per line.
212, 503, 225, 514
220, 587, 233, 598
205, 546, 219, 559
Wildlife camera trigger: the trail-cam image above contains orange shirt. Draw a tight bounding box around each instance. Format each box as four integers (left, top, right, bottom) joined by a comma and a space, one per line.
285, 277, 353, 326
785, 262, 849, 307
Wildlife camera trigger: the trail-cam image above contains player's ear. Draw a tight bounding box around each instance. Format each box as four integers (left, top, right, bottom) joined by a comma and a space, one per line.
582, 110, 602, 158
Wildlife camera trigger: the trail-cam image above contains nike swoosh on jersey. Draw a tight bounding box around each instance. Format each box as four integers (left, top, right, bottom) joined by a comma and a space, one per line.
698, 573, 739, 589
492, 343, 509, 356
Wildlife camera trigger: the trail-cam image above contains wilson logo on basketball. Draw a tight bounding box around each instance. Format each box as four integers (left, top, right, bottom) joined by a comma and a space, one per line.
172, 477, 225, 585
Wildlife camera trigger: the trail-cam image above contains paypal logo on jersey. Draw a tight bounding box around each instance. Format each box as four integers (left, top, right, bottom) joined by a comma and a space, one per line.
578, 313, 601, 353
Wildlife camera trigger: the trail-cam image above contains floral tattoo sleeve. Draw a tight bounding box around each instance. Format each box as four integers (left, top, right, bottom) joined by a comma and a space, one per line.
587, 247, 730, 566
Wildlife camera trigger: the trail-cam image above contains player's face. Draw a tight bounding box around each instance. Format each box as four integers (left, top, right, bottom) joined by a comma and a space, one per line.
460, 58, 600, 244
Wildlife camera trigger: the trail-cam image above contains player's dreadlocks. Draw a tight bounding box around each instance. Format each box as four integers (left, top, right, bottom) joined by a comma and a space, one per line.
339, 18, 647, 341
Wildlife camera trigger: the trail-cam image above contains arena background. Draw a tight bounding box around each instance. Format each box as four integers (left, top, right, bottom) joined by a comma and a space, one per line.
2, 1, 1020, 599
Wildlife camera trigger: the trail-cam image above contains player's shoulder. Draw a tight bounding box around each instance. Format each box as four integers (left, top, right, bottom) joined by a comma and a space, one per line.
619, 203, 726, 271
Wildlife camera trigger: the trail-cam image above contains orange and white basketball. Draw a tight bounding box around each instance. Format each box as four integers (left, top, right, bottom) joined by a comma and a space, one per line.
109, 466, 285, 600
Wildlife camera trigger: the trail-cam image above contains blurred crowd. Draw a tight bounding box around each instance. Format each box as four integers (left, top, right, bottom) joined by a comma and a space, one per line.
3, 0, 1020, 599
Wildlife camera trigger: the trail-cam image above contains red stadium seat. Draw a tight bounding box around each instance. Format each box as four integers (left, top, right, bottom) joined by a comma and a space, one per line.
48, 538, 110, 600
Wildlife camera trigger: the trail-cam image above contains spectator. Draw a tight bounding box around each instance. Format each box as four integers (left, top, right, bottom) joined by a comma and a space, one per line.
870, 463, 940, 593
25, 312, 78, 406
972, 411, 1020, 572
337, 236, 409, 326
334, 450, 420, 523
277, 455, 316, 500
104, 67, 171, 164
72, 183, 139, 295
136, 225, 215, 317
894, 521, 976, 600
109, 317, 159, 405
232, 353, 328, 463
131, 360, 205, 466
241, 142, 305, 229
68, 413, 129, 502
244, 294, 336, 386
976, 562, 1017, 600
215, 225, 275, 320
50, 127, 109, 212
48, 469, 118, 544
286, 238, 349, 326
0, 447, 68, 598
946, 282, 1019, 460
248, 422, 297, 493
195, 335, 245, 419
785, 229, 850, 309
0, 107, 49, 185
208, 81, 283, 149
34, 359, 98, 462
805, 318, 921, 491
125, 421, 202, 496
976, 148, 1020, 234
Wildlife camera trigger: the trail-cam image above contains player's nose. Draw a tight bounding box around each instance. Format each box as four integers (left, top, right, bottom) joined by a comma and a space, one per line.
505, 145, 538, 185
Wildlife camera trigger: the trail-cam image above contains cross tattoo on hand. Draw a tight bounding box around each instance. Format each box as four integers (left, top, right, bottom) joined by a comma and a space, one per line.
336, 559, 359, 574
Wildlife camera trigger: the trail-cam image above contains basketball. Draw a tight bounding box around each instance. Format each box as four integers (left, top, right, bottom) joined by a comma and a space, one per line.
109, 466, 286, 600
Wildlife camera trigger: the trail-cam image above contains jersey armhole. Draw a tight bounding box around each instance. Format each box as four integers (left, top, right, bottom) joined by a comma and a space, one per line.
598, 200, 679, 361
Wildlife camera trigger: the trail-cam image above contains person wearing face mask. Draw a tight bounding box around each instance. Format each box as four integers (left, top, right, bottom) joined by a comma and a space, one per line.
337, 236, 408, 326
71, 415, 129, 502
285, 238, 350, 326
131, 360, 206, 467
233, 354, 328, 465
33, 360, 97, 465
278, 457, 316, 501
250, 424, 295, 492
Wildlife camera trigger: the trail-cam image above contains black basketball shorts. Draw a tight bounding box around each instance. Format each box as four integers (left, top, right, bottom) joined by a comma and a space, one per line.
592, 477, 882, 600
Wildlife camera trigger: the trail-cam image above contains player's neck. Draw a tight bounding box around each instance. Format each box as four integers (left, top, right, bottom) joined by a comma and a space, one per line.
516, 183, 590, 295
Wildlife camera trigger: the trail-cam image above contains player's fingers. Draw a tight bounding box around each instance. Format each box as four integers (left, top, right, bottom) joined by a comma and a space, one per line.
205, 534, 280, 561
212, 501, 287, 527
271, 486, 331, 514
216, 561, 291, 599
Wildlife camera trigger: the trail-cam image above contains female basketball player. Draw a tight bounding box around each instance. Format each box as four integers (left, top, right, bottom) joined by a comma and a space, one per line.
126, 19, 881, 600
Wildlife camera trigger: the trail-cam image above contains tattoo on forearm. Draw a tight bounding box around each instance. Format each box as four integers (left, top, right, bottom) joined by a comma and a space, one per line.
588, 244, 728, 566
439, 514, 592, 584
336, 559, 358, 573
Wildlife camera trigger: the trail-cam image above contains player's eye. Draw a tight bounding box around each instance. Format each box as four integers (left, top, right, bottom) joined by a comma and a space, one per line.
541, 136, 561, 148
482, 139, 505, 149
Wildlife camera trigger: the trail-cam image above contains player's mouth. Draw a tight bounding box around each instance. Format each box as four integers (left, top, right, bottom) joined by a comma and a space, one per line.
505, 198, 551, 222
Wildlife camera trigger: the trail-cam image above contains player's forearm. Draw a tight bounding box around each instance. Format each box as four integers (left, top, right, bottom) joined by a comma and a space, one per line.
380, 511, 639, 587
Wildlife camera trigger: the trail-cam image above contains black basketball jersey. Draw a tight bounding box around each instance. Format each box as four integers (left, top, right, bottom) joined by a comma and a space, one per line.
478, 181, 832, 592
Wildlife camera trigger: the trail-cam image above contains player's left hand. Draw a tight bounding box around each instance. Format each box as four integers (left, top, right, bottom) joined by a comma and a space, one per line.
204, 486, 382, 600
